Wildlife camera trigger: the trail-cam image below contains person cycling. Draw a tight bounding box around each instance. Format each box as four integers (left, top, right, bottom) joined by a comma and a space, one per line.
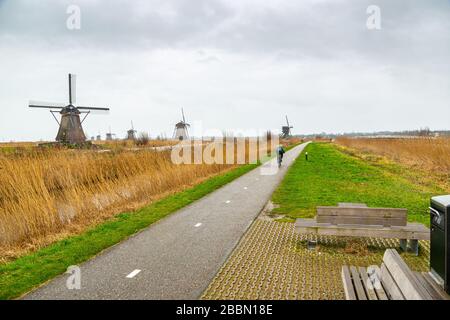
276, 145, 285, 168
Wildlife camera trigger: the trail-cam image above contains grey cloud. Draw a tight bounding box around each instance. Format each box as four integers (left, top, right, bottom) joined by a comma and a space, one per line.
0, 0, 236, 50
2, 0, 449, 61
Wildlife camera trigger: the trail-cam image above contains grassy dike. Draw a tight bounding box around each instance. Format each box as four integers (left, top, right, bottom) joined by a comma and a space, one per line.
272, 142, 442, 226
0, 163, 259, 300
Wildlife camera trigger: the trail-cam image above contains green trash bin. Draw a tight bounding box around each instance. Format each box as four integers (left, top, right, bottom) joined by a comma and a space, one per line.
430, 195, 450, 293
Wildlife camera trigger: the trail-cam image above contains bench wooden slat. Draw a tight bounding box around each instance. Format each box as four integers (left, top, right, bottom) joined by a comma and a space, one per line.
372, 275, 389, 301
380, 263, 405, 300
383, 249, 431, 300
317, 207, 407, 226
318, 216, 406, 226
295, 219, 430, 240
341, 266, 357, 300
350, 266, 368, 300
358, 267, 378, 300
413, 272, 444, 300
421, 272, 450, 300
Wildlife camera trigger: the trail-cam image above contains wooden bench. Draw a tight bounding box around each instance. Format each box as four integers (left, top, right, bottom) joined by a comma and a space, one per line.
295, 203, 430, 255
342, 249, 450, 300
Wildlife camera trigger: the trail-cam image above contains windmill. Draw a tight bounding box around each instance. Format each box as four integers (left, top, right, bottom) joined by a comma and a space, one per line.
173, 108, 190, 141
281, 115, 293, 138
29, 74, 109, 144
106, 126, 116, 141
127, 121, 137, 140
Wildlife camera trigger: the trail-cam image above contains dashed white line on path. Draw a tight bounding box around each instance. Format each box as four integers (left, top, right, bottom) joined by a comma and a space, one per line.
194, 223, 202, 227
225, 200, 231, 204
243, 187, 248, 190
126, 269, 141, 278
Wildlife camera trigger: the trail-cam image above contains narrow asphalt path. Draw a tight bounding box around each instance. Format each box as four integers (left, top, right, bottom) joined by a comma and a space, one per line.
25, 142, 309, 300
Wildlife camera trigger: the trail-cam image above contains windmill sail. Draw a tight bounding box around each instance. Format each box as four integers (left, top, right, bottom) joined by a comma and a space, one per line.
69, 74, 76, 105
29, 101, 65, 109
77, 106, 110, 111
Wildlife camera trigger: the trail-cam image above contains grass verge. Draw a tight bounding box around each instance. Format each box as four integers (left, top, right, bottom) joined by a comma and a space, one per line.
272, 142, 442, 226
0, 163, 258, 300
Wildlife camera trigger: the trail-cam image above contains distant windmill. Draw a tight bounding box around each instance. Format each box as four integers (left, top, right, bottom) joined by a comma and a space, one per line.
106, 126, 116, 141
173, 108, 190, 141
281, 115, 293, 138
127, 121, 137, 140
29, 74, 109, 144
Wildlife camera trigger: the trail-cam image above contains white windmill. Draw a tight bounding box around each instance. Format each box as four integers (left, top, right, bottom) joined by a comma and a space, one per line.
173, 108, 190, 141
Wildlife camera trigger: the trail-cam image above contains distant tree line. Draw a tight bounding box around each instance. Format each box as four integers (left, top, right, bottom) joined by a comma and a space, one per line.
296, 128, 450, 139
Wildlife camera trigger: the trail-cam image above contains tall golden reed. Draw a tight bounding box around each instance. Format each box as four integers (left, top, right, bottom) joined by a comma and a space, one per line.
336, 137, 450, 173
0, 148, 229, 256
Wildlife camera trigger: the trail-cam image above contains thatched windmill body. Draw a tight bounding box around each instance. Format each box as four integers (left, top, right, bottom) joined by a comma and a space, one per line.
281, 115, 293, 138
173, 108, 190, 141
29, 74, 109, 144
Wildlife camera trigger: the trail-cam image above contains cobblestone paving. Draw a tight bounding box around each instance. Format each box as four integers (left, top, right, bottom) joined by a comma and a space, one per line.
202, 219, 429, 300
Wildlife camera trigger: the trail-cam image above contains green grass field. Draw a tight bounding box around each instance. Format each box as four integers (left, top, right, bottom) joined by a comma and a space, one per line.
272, 142, 443, 226
0, 163, 258, 300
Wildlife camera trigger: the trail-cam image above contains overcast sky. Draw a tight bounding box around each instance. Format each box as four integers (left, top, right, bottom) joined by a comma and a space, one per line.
0, 0, 449, 141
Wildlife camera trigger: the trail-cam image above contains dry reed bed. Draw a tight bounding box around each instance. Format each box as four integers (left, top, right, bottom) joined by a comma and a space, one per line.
0, 146, 239, 259
0, 136, 295, 260
336, 137, 450, 183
